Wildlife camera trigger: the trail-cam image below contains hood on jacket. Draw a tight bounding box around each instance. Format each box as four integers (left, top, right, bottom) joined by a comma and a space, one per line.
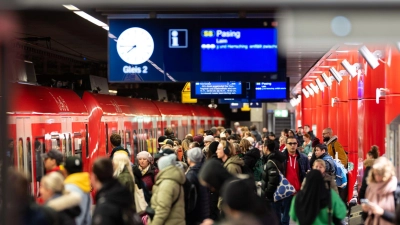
64, 172, 91, 193
266, 151, 285, 163
110, 146, 130, 159
224, 155, 245, 168
326, 135, 338, 145
245, 148, 260, 159
199, 159, 234, 191
363, 158, 375, 167
155, 164, 186, 186
96, 179, 133, 208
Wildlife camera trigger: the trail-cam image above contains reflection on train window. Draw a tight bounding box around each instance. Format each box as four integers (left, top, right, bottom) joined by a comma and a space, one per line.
18, 138, 24, 171
133, 130, 138, 157
35, 138, 45, 180
51, 135, 61, 151
7, 138, 14, 166
85, 124, 89, 159
67, 134, 72, 156
105, 123, 109, 154
125, 131, 131, 156
74, 135, 82, 159
26, 138, 32, 183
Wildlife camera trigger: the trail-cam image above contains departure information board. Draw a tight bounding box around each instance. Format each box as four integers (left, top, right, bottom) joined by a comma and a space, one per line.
191, 81, 245, 98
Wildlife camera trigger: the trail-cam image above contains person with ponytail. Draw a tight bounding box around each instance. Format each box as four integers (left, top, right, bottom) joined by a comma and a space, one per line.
359, 145, 380, 200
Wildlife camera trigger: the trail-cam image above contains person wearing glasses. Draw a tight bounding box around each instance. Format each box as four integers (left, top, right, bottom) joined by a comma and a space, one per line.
280, 137, 310, 225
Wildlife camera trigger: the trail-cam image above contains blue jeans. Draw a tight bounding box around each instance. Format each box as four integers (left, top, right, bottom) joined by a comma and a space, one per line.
270, 195, 293, 225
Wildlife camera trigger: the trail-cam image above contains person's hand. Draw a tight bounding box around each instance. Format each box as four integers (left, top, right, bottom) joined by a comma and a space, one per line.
201, 219, 214, 225
368, 202, 384, 216
361, 203, 370, 212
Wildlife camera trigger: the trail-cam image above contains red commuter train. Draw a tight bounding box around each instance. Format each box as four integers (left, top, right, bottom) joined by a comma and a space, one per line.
7, 82, 225, 197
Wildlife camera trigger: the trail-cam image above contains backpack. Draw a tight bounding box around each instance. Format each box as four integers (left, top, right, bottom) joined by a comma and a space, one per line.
322, 155, 348, 187
253, 158, 264, 181
183, 179, 198, 215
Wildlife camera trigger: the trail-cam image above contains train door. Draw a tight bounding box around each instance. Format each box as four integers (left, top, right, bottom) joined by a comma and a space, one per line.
16, 117, 34, 195
34, 137, 45, 197
387, 116, 400, 177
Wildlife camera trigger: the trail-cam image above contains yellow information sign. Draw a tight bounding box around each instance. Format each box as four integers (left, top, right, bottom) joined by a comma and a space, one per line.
182, 82, 197, 103
241, 102, 251, 111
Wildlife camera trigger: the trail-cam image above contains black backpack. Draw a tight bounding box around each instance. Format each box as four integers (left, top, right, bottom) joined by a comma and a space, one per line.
183, 179, 198, 214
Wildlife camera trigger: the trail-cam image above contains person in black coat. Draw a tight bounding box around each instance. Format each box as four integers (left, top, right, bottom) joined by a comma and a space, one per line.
186, 148, 210, 225
242, 147, 261, 172
359, 145, 379, 200
262, 140, 286, 222
91, 158, 140, 225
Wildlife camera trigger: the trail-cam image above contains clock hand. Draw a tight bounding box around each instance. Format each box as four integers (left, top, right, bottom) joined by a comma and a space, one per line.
127, 45, 137, 53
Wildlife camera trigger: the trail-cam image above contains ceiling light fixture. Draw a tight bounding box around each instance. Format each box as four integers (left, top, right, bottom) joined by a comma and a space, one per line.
309, 83, 319, 94
305, 85, 314, 96
321, 73, 333, 87
73, 11, 109, 30
341, 59, 361, 78
302, 88, 310, 98
359, 45, 383, 69
316, 78, 325, 92
63, 5, 79, 10
329, 67, 344, 84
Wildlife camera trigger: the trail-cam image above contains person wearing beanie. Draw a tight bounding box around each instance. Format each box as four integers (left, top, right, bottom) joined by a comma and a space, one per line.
149, 154, 185, 225
64, 156, 92, 225
193, 135, 204, 148
221, 178, 279, 225
199, 159, 234, 220
206, 141, 221, 160
185, 147, 210, 225
136, 151, 158, 195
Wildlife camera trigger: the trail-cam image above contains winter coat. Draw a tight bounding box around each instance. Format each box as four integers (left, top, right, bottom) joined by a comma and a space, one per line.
290, 190, 347, 225
110, 146, 130, 159
262, 151, 286, 200
116, 166, 136, 211
149, 165, 186, 225
65, 172, 92, 225
141, 164, 158, 193
282, 149, 310, 184
223, 155, 244, 175
326, 136, 348, 168
359, 158, 374, 200
242, 148, 261, 172
91, 179, 135, 225
251, 130, 262, 142
46, 192, 81, 225
186, 163, 210, 225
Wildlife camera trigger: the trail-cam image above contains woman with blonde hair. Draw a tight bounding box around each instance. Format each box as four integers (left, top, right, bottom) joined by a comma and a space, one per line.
362, 156, 399, 225
112, 153, 135, 210
40, 172, 81, 225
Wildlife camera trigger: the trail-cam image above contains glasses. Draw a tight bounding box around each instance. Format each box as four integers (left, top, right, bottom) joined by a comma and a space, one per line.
287, 142, 298, 145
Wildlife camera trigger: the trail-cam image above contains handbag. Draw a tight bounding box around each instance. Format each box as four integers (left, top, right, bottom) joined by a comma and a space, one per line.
134, 183, 148, 214
268, 160, 296, 202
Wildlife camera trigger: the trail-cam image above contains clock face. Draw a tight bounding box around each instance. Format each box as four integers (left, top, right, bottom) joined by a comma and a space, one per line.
116, 27, 154, 65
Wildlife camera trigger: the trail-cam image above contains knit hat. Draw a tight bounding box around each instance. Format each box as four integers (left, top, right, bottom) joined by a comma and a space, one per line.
42, 149, 63, 166
208, 141, 219, 155
64, 156, 83, 174
312, 137, 321, 148
136, 151, 153, 163
187, 147, 203, 163
210, 127, 217, 135
204, 135, 214, 143
158, 154, 176, 170
245, 137, 255, 145
193, 135, 204, 143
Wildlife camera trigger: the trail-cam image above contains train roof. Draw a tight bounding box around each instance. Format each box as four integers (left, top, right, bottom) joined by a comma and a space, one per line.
152, 101, 194, 116
9, 83, 88, 115
82, 92, 133, 115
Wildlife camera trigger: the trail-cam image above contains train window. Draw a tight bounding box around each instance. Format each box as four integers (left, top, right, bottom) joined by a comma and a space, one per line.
35, 138, 45, 179
125, 131, 131, 156
26, 138, 33, 183
133, 130, 138, 157
18, 138, 24, 171
62, 134, 67, 160
121, 130, 125, 147
105, 123, 109, 154
51, 134, 61, 150
85, 124, 89, 159
73, 132, 82, 159
67, 134, 72, 156
7, 138, 14, 167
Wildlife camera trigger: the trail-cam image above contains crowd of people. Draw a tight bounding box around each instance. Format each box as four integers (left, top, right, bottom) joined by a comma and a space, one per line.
5, 123, 400, 225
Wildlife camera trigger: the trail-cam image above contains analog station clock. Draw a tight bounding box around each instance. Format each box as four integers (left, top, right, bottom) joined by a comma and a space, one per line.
116, 27, 154, 65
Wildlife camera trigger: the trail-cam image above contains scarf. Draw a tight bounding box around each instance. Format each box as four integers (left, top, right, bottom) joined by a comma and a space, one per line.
295, 170, 329, 225
139, 164, 150, 176
365, 176, 397, 225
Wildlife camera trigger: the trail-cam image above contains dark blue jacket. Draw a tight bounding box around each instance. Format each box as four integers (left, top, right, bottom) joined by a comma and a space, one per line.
282, 149, 310, 184
186, 162, 210, 225
110, 146, 130, 159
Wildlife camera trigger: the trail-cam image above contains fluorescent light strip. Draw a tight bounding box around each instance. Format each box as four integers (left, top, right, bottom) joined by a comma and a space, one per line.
74, 11, 108, 27
63, 5, 79, 10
